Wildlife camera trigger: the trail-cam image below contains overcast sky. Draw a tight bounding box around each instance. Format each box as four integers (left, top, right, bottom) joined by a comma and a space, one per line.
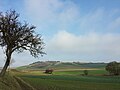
0, 0, 120, 67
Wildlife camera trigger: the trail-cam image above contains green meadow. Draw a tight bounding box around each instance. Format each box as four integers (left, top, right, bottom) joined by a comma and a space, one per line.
12, 69, 120, 90
1, 62, 120, 90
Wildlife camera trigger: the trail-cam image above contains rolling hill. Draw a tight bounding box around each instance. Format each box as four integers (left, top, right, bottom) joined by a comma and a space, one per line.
17, 61, 107, 70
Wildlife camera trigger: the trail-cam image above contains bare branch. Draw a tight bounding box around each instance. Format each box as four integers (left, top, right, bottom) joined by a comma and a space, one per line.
0, 10, 45, 76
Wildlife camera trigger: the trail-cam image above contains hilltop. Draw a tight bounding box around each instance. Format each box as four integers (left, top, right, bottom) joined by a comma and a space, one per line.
17, 61, 106, 70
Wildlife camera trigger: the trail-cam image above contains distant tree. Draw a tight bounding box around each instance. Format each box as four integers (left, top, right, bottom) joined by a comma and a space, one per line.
83, 70, 88, 75
0, 10, 45, 77
105, 61, 120, 75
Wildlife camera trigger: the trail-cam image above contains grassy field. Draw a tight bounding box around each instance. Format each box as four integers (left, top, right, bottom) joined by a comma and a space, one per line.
54, 69, 107, 75
12, 68, 120, 90
21, 75, 120, 90
0, 72, 35, 90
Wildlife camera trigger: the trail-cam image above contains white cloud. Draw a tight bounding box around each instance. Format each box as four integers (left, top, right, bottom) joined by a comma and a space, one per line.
24, 0, 57, 20
21, 0, 120, 62
47, 31, 120, 59
24, 0, 120, 33
79, 8, 120, 33
24, 0, 79, 18
79, 8, 105, 32
108, 17, 120, 31
24, 0, 80, 29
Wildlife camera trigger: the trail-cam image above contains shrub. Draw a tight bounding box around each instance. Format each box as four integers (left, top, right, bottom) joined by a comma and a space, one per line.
106, 61, 120, 75
83, 70, 88, 75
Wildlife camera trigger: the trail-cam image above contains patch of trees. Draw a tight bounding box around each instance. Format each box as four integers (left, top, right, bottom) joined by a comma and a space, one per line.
106, 61, 120, 75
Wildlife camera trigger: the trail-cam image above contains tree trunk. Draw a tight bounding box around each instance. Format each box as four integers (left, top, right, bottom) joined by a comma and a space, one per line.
0, 55, 11, 77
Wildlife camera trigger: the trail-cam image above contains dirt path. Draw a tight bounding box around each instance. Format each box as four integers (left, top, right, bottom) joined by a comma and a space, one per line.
14, 76, 36, 90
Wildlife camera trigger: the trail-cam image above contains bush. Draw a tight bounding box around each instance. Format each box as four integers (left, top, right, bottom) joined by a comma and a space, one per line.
83, 70, 88, 75
106, 61, 120, 75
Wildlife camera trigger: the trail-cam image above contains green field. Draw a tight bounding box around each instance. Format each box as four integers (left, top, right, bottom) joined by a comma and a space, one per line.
13, 69, 120, 90
1, 68, 120, 90
0, 72, 35, 90
21, 75, 120, 90
54, 69, 107, 75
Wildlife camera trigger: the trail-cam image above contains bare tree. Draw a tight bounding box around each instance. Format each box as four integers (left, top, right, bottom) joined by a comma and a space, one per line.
0, 10, 45, 76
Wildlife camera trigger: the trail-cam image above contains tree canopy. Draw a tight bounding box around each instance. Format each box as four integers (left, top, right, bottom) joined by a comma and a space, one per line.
106, 61, 120, 75
0, 10, 45, 76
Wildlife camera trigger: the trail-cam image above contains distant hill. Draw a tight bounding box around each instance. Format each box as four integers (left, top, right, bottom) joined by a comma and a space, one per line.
17, 61, 107, 70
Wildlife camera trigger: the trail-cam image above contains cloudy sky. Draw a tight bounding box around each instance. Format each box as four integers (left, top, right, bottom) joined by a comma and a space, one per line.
0, 0, 120, 67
